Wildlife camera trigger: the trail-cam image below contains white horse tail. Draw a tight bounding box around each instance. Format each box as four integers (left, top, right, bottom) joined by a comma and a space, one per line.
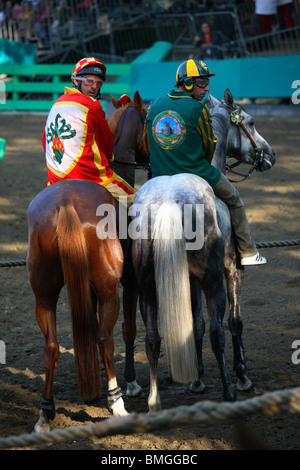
152, 202, 199, 384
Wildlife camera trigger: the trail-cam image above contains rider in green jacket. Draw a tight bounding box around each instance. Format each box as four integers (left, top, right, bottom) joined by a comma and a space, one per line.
143, 59, 266, 266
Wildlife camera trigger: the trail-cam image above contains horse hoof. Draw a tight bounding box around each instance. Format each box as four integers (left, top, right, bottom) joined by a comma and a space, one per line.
148, 403, 162, 412
34, 410, 51, 433
126, 380, 143, 398
109, 397, 129, 416
236, 376, 254, 392
190, 379, 206, 394
148, 397, 162, 412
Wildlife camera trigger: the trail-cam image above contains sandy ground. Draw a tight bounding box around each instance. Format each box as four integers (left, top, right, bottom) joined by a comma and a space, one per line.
0, 110, 300, 451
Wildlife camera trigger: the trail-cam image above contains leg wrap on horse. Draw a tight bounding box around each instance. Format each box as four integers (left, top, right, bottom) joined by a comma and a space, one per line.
124, 341, 136, 383
40, 395, 56, 421
107, 386, 123, 409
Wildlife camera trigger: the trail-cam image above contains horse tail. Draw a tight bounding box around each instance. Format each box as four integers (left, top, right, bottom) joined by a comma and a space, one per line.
56, 205, 100, 402
152, 202, 199, 383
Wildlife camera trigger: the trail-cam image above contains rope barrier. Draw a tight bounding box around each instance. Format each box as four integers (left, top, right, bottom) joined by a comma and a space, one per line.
0, 240, 299, 448
0, 239, 300, 268
0, 259, 26, 267
256, 239, 300, 249
0, 386, 300, 449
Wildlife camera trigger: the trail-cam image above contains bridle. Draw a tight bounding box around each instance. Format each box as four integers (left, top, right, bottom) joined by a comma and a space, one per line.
220, 103, 265, 182
112, 104, 150, 174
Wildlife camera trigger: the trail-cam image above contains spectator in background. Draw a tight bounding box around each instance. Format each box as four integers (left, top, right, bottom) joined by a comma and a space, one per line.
97, 8, 113, 35
4, 1, 13, 34
32, 9, 46, 43
18, 1, 34, 41
254, 0, 277, 34
13, 0, 22, 21
57, 0, 74, 38
277, 0, 293, 29
0, 1, 5, 38
194, 21, 223, 60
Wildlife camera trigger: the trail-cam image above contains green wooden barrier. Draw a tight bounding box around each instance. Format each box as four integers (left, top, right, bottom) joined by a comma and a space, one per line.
130, 55, 300, 101
0, 63, 131, 112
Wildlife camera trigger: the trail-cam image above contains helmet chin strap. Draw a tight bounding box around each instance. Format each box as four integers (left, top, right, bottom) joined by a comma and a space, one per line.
183, 83, 194, 96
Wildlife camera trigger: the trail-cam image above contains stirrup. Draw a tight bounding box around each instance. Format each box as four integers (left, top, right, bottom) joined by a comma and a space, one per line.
240, 252, 267, 266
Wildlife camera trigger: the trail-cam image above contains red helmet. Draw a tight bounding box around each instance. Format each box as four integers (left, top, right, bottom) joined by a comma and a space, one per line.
71, 57, 106, 84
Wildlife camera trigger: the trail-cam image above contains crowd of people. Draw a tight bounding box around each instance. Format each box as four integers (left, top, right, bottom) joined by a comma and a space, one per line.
192, 1, 296, 60
0, 0, 110, 45
0, 0, 297, 54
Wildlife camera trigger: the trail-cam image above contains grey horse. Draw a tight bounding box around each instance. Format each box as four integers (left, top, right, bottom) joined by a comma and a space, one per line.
124, 90, 275, 411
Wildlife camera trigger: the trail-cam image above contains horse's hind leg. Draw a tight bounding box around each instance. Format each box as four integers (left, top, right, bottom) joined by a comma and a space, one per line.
204, 277, 236, 402
121, 257, 143, 398
139, 276, 161, 412
27, 238, 62, 432
225, 265, 253, 392
34, 296, 60, 432
190, 275, 206, 394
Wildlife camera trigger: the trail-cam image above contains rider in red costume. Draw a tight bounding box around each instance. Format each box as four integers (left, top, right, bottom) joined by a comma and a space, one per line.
42, 57, 136, 201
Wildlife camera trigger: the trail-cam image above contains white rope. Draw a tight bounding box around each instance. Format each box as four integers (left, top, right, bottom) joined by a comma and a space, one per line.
1, 386, 300, 449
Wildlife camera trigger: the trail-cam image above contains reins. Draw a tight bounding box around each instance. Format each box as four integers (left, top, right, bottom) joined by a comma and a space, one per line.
220, 103, 264, 182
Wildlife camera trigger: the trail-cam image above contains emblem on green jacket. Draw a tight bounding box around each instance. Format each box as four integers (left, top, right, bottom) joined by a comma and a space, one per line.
152, 110, 186, 149
46, 113, 76, 164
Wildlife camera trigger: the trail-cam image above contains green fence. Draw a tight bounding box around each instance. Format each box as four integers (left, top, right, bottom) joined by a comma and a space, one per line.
0, 41, 173, 112
1, 50, 300, 112
129, 54, 300, 101
0, 63, 131, 112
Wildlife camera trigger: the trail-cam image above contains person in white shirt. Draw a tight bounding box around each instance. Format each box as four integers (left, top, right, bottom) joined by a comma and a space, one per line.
255, 0, 277, 33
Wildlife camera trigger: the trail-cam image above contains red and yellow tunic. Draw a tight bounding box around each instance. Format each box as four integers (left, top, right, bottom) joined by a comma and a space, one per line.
43, 87, 115, 187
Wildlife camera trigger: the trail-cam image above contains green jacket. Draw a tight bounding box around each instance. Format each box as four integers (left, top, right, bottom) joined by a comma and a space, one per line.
143, 89, 221, 187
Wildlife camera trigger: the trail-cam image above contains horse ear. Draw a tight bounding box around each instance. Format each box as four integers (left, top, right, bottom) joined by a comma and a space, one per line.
224, 89, 235, 108
133, 91, 144, 111
110, 95, 121, 109
208, 93, 221, 109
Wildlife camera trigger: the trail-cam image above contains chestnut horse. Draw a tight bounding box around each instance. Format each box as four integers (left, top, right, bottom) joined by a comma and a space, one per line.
26, 91, 147, 433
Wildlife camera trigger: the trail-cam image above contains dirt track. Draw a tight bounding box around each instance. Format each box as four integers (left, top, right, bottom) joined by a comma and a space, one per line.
0, 111, 300, 450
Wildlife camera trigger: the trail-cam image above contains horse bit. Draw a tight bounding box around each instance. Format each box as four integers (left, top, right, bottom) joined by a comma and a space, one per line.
220, 103, 265, 182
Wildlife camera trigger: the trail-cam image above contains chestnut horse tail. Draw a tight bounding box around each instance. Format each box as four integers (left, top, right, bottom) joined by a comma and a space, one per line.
152, 202, 199, 384
56, 205, 100, 402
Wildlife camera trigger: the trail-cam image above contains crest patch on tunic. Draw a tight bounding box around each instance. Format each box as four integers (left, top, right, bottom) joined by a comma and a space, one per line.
46, 113, 76, 164
152, 110, 186, 149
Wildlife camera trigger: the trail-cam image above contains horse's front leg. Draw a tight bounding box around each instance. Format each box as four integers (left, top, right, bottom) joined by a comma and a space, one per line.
190, 275, 206, 394
226, 265, 253, 392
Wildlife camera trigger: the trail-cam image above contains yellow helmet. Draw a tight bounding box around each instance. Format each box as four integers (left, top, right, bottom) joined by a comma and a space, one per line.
175, 59, 215, 92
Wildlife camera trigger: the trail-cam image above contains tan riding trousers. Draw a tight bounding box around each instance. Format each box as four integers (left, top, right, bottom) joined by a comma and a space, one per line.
213, 173, 257, 259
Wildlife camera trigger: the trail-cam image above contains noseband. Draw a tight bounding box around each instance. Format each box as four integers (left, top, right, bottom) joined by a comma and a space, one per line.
220, 103, 264, 182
